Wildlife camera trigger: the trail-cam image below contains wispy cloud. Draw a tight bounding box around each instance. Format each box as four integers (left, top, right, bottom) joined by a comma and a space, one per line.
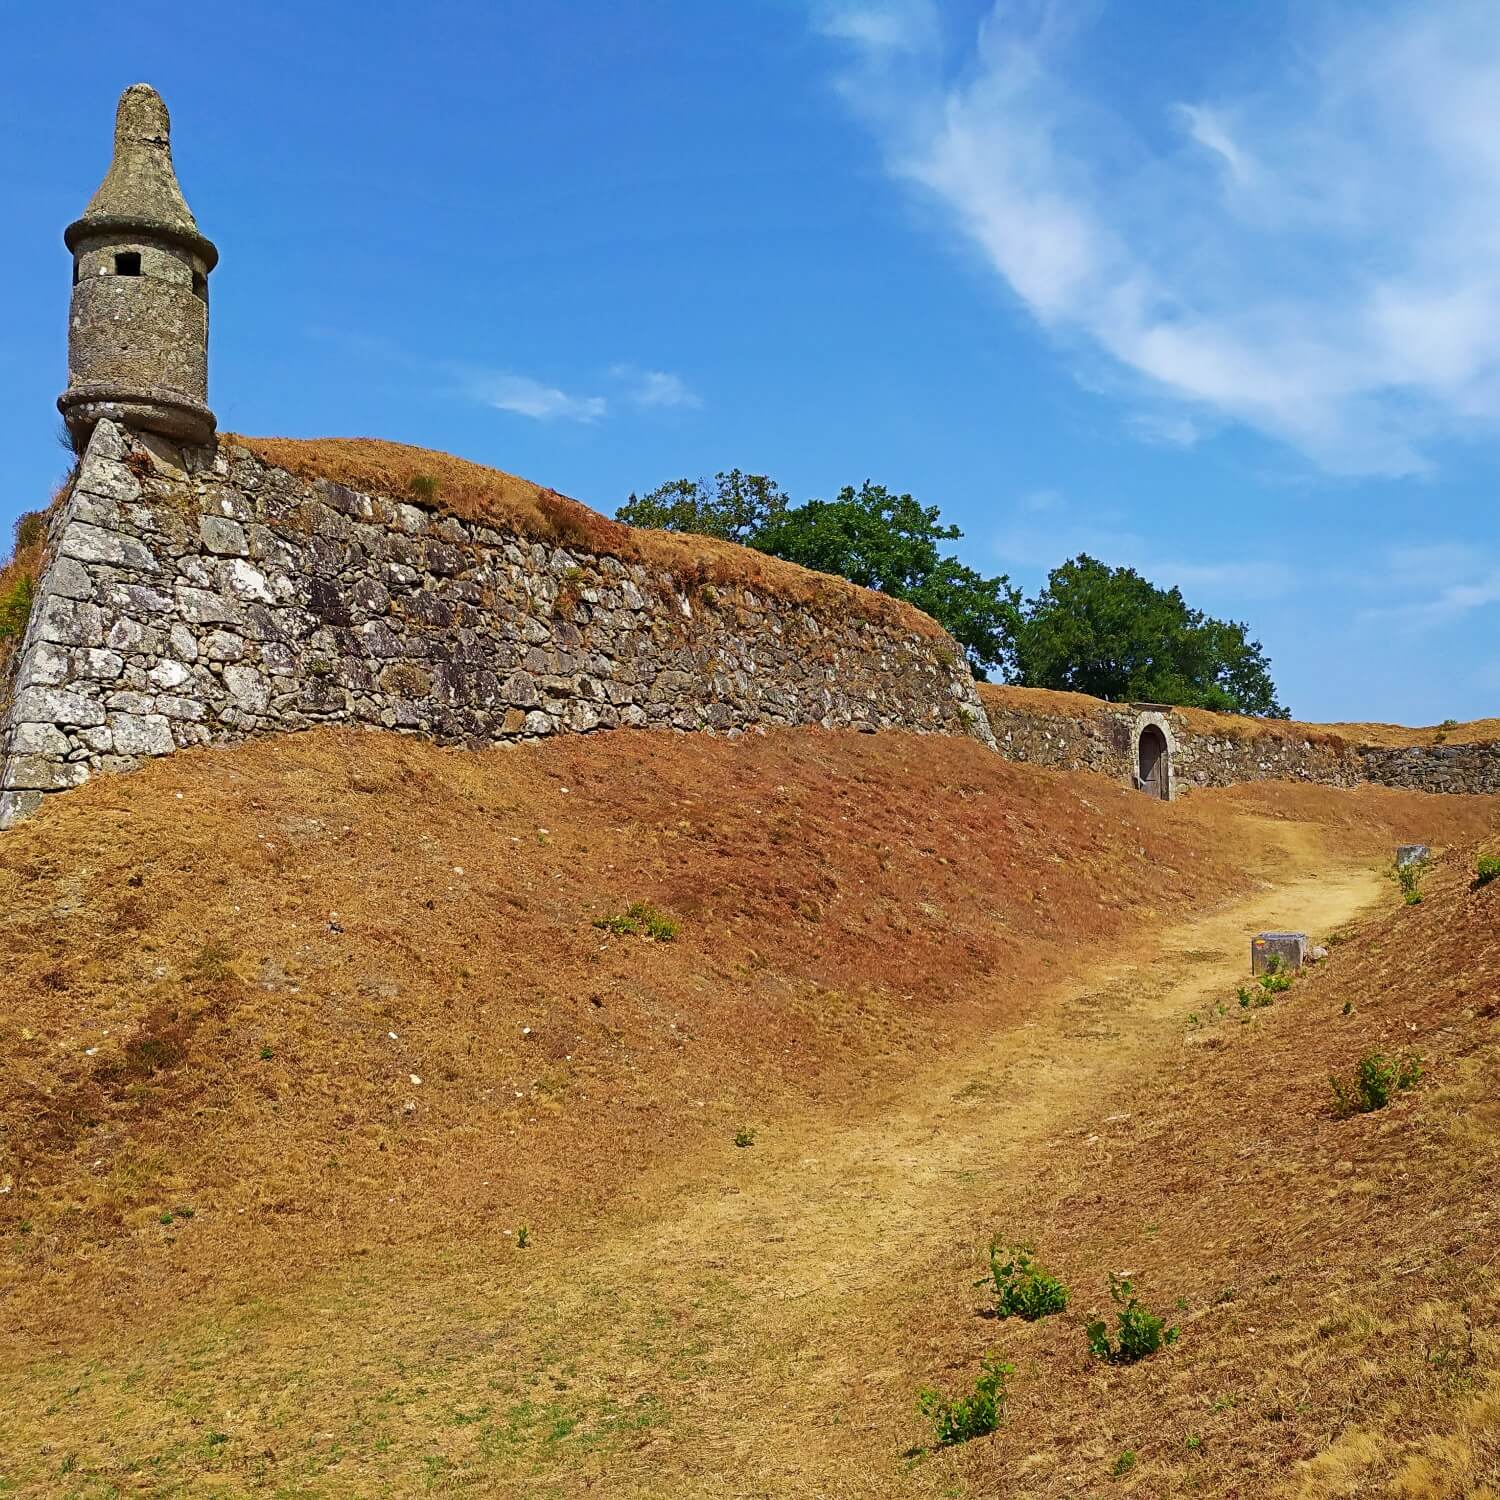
458, 364, 701, 422
814, 0, 939, 56
1127, 411, 1202, 449
1378, 571, 1500, 627
1019, 486, 1063, 513
467, 372, 608, 424
1366, 541, 1500, 627
993, 495, 1293, 601
610, 364, 703, 411
819, 2, 1500, 476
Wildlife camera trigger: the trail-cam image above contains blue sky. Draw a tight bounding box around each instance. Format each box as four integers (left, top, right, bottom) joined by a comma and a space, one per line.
3, 0, 1497, 724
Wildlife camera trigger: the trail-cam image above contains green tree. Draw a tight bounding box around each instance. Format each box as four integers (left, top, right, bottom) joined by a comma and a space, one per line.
752, 483, 1020, 678
617, 471, 790, 544
1013, 554, 1287, 716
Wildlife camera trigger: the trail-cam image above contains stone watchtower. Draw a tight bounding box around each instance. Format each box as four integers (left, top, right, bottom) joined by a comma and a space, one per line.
58, 84, 217, 449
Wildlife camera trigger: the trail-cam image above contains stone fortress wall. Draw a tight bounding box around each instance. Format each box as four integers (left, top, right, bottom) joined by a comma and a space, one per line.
0, 421, 996, 827
978, 686, 1500, 798
10, 82, 1491, 829
3, 421, 1496, 828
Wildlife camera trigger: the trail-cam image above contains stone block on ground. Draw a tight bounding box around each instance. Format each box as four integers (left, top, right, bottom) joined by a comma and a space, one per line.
1395, 844, 1431, 867
1252, 931, 1307, 975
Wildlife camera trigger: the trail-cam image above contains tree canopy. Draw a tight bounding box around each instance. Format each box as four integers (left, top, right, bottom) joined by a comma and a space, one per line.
753, 484, 1020, 678
1012, 555, 1287, 717
617, 471, 789, 545
617, 478, 1287, 714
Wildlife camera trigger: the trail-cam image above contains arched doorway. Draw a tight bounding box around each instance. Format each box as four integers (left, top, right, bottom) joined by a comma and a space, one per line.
1138, 724, 1169, 799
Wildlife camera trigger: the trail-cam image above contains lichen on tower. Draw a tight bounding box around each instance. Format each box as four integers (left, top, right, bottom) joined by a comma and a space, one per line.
58, 84, 218, 449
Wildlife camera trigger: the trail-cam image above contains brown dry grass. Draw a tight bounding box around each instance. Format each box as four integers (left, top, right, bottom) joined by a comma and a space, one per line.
0, 729, 1497, 1495
893, 823, 1500, 1499
979, 682, 1500, 749
227, 435, 946, 640
0, 726, 1329, 1343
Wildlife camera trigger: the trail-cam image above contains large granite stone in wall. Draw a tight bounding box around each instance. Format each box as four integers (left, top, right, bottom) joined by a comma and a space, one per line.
0, 422, 994, 826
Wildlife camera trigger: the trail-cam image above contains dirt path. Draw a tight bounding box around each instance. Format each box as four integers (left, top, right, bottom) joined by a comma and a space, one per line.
522, 854, 1386, 1498
1, 851, 1389, 1498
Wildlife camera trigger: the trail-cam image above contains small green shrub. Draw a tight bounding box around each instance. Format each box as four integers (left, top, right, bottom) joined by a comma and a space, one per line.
1396, 858, 1427, 905
1238, 956, 1292, 1006
554, 566, 586, 615
12, 510, 47, 553
1329, 1052, 1423, 1118
516, 1225, 531, 1249
1253, 955, 1293, 995
1476, 855, 1500, 888
1112, 1450, 1137, 1477
1086, 1273, 1180, 1364
977, 1242, 1069, 1321
593, 902, 678, 941
916, 1354, 1012, 1447
408, 472, 439, 501
0, 574, 35, 642
734, 1128, 756, 1148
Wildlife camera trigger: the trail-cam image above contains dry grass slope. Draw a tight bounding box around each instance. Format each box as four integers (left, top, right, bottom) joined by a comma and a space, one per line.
907, 824, 1500, 1498
0, 725, 1328, 1341
0, 727, 1498, 1495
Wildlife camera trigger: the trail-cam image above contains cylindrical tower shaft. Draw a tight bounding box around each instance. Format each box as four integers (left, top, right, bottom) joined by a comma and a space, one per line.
58, 85, 218, 449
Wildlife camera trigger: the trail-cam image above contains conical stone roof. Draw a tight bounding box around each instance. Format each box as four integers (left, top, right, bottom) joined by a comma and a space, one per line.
64, 84, 217, 268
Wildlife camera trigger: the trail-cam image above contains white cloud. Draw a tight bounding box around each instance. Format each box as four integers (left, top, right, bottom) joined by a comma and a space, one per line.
610, 365, 703, 411
820, 2, 1500, 475
1019, 486, 1063, 512
468, 372, 607, 424
1380, 570, 1500, 627
461, 364, 700, 422
993, 509, 1293, 601
1368, 541, 1500, 626
1382, 541, 1488, 589
1127, 411, 1202, 449
1176, 105, 1256, 188
814, 0, 938, 57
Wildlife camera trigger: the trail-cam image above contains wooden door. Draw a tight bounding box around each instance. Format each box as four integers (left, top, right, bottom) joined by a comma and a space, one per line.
1139, 726, 1167, 799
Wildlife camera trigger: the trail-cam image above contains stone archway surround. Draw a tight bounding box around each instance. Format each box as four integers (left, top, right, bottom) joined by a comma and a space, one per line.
1130, 707, 1178, 800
